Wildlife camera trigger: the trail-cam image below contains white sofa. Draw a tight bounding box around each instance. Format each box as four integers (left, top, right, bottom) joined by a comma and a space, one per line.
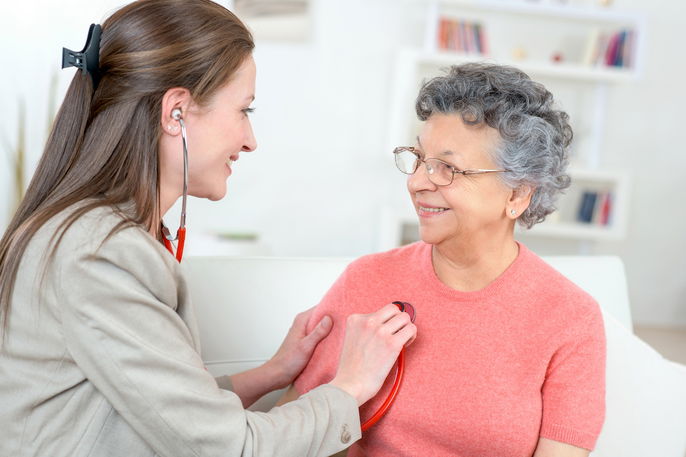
183, 256, 686, 457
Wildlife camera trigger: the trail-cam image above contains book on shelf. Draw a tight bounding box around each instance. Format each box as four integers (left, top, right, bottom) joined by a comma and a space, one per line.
437, 17, 488, 55
576, 190, 613, 226
583, 28, 636, 69
577, 191, 597, 224
596, 192, 613, 226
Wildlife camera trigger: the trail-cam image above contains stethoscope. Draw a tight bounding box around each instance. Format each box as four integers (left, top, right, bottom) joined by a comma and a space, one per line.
159, 109, 416, 431
361, 300, 416, 432
161, 108, 187, 263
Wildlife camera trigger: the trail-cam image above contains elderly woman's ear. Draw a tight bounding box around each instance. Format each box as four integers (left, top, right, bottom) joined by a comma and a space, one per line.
507, 185, 534, 219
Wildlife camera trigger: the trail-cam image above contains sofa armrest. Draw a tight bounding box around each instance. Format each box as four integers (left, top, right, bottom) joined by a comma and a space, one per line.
592, 311, 686, 457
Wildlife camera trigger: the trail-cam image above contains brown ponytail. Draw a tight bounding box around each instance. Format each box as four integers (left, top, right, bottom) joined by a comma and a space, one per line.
0, 0, 254, 337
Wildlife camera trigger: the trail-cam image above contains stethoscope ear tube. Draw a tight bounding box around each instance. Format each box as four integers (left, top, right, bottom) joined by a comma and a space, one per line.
360, 301, 415, 432
162, 110, 188, 263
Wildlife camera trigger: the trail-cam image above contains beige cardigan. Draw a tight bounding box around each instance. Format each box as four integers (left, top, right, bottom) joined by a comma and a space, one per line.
0, 205, 360, 457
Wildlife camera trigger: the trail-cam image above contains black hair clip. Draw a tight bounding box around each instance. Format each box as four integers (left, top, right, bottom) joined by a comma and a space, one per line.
62, 23, 102, 89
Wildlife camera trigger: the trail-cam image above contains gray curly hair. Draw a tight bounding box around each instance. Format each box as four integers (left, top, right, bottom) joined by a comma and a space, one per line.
415, 63, 572, 228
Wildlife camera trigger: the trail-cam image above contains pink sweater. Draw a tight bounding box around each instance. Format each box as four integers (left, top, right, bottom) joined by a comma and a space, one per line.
295, 242, 605, 457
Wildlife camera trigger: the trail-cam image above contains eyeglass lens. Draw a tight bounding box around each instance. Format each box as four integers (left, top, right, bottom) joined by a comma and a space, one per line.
394, 149, 453, 186
395, 148, 420, 174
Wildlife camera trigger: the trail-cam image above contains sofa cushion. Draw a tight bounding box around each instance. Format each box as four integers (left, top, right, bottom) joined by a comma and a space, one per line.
593, 311, 686, 457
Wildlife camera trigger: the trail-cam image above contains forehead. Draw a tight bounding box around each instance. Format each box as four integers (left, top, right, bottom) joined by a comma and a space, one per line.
209, 56, 256, 105
417, 113, 500, 162
232, 55, 256, 88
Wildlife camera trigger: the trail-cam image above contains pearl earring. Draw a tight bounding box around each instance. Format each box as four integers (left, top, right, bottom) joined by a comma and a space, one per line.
510, 209, 517, 216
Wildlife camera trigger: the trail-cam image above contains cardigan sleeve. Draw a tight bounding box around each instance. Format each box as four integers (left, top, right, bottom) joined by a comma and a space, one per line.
55, 221, 360, 457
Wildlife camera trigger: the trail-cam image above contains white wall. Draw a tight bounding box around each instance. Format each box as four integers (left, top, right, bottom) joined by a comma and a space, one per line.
594, 0, 686, 326
0, 0, 128, 224
1, 0, 684, 327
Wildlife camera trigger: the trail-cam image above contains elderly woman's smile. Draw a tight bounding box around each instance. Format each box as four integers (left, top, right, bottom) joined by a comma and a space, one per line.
416, 203, 450, 216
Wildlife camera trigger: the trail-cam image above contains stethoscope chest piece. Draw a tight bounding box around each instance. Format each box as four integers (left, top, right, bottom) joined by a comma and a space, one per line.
392, 301, 416, 323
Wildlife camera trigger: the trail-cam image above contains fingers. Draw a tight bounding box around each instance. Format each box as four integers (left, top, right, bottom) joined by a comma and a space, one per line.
292, 306, 315, 329
381, 314, 416, 353
394, 322, 417, 348
348, 303, 416, 351
288, 306, 319, 339
268, 309, 334, 389
356, 303, 414, 337
373, 302, 407, 324
383, 311, 412, 335
376, 305, 416, 350
300, 315, 333, 352
331, 303, 418, 406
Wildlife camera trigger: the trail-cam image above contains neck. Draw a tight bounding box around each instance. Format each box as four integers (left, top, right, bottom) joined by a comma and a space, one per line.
431, 224, 519, 292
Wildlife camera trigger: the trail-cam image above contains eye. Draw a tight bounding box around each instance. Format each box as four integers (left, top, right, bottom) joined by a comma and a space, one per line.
439, 161, 455, 172
241, 106, 255, 116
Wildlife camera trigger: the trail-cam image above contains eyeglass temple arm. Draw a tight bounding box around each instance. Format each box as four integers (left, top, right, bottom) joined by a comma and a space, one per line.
461, 168, 510, 175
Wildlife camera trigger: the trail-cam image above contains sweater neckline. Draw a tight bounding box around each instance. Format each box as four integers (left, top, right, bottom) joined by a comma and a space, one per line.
418, 241, 529, 301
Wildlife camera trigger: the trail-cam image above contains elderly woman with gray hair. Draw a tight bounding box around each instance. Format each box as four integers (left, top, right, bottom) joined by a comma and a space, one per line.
284, 63, 606, 457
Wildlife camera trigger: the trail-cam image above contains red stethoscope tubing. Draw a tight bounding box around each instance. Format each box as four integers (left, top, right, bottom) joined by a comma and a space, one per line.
360, 301, 413, 432
360, 347, 406, 432
163, 227, 186, 263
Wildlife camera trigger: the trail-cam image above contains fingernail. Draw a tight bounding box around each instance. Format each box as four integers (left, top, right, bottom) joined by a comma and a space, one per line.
320, 316, 332, 328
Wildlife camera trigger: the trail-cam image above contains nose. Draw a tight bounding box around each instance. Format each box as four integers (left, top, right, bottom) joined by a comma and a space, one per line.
242, 119, 257, 152
407, 161, 437, 193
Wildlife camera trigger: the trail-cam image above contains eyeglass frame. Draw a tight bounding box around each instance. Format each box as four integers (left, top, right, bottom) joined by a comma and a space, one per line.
393, 146, 510, 186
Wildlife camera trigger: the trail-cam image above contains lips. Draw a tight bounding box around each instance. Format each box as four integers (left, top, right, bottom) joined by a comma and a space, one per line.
416, 201, 450, 217
418, 205, 448, 213
226, 153, 240, 167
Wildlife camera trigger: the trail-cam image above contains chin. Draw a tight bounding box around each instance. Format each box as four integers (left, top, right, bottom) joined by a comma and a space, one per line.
417, 226, 443, 246
208, 188, 227, 201
192, 184, 227, 202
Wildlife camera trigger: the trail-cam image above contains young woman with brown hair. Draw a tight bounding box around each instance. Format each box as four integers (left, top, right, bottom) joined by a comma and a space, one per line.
0, 1, 416, 456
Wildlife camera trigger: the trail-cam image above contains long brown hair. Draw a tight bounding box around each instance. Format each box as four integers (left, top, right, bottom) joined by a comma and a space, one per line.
0, 0, 254, 336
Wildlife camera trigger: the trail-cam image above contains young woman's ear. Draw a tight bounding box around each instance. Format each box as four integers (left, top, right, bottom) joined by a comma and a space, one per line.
160, 87, 191, 135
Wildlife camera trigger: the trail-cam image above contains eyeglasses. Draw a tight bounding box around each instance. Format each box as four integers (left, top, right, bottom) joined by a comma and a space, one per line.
393, 146, 509, 186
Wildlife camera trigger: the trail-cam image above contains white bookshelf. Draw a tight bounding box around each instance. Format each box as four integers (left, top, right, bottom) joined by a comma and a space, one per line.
520, 168, 631, 240
420, 0, 644, 23
422, 0, 645, 71
416, 51, 639, 83
383, 0, 642, 245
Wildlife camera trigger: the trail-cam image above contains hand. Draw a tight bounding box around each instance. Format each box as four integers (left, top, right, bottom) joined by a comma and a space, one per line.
264, 306, 333, 389
330, 303, 417, 406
